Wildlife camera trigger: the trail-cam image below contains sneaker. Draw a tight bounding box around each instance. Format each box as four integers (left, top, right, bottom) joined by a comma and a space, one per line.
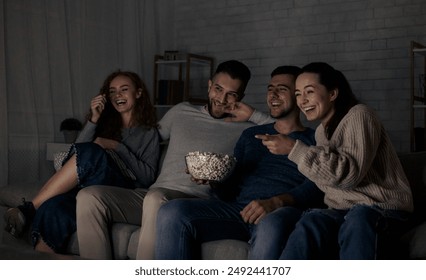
3, 198, 35, 237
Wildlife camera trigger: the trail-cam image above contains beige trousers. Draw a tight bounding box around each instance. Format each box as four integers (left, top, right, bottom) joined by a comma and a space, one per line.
136, 187, 198, 259
76, 185, 147, 259
76, 185, 197, 259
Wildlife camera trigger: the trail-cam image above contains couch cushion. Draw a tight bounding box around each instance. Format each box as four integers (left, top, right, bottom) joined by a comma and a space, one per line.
66, 233, 79, 255
126, 230, 250, 260
56, 224, 140, 259
201, 239, 249, 259
401, 221, 426, 259
127, 227, 141, 259
112, 223, 140, 259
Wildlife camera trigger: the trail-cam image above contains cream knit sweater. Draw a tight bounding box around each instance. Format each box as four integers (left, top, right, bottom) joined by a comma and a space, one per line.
289, 104, 413, 212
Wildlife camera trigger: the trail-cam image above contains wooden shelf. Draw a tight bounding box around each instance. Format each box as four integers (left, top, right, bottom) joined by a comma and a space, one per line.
410, 41, 426, 152
413, 48, 426, 55
153, 53, 214, 108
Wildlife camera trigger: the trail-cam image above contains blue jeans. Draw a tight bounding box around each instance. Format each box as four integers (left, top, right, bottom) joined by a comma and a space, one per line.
155, 198, 303, 259
69, 142, 135, 188
280, 205, 411, 260
32, 189, 79, 253
32, 142, 135, 253
249, 207, 303, 259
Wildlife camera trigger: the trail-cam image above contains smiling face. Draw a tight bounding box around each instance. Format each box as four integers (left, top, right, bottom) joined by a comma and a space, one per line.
295, 72, 337, 126
267, 73, 298, 118
207, 72, 243, 119
108, 75, 141, 115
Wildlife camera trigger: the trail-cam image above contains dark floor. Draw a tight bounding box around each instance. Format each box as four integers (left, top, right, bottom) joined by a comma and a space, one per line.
0, 244, 82, 260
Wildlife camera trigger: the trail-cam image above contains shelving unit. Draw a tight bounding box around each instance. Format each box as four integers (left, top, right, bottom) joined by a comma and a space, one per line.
410, 41, 426, 152
153, 53, 214, 109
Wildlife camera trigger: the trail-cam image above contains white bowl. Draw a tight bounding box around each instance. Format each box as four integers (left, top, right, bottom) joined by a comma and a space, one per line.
185, 151, 236, 182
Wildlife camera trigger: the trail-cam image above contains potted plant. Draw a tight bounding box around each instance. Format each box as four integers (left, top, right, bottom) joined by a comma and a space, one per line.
60, 118, 83, 143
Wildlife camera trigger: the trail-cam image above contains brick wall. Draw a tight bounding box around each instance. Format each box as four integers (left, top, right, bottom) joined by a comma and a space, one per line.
168, 0, 426, 152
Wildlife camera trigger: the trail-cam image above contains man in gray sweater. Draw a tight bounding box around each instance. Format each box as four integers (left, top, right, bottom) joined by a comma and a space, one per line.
76, 60, 272, 259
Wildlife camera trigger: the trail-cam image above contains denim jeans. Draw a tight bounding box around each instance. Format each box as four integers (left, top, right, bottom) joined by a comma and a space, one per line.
32, 189, 79, 253
32, 142, 135, 253
280, 204, 412, 260
249, 207, 303, 259
70, 142, 134, 188
155, 198, 303, 259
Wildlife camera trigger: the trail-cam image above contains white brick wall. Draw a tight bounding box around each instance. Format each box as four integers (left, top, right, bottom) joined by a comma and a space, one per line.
167, 0, 426, 152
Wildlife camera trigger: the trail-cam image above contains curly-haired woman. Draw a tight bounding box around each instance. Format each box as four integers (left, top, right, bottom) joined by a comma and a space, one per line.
4, 70, 160, 254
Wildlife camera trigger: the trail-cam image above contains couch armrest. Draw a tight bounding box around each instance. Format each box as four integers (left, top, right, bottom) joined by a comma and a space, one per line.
0, 183, 40, 208
398, 152, 426, 220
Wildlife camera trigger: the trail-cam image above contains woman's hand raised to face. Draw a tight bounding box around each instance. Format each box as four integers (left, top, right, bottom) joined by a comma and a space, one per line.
90, 94, 107, 123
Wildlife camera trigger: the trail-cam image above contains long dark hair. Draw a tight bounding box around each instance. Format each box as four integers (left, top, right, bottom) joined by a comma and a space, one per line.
301, 62, 359, 139
87, 70, 157, 141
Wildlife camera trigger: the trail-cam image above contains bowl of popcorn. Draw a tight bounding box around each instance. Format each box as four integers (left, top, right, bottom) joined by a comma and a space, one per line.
185, 151, 236, 182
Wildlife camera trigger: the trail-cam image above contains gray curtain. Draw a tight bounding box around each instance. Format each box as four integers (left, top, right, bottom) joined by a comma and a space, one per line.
0, 0, 172, 185
0, 0, 7, 186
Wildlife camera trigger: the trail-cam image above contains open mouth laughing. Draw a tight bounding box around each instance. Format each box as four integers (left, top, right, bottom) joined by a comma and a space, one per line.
301, 106, 315, 114
114, 99, 127, 106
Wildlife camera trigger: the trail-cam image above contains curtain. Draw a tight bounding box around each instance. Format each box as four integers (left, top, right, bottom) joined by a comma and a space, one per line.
0, 1, 7, 186
0, 0, 172, 185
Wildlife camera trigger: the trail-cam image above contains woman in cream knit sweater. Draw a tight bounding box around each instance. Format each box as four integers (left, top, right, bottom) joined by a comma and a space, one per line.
257, 62, 413, 259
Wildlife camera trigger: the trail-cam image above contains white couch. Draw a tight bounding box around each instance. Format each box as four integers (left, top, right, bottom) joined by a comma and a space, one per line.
1, 151, 426, 259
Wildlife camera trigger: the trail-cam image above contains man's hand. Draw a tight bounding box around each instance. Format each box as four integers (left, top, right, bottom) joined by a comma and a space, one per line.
240, 194, 294, 224
240, 199, 277, 225
223, 102, 255, 122
255, 134, 295, 155
190, 176, 210, 185
185, 168, 210, 185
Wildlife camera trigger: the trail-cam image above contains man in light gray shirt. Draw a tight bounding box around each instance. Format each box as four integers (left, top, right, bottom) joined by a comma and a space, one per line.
76, 60, 272, 259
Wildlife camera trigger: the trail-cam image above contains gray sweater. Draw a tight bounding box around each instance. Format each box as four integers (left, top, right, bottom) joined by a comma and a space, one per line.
151, 102, 272, 198
76, 121, 160, 188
